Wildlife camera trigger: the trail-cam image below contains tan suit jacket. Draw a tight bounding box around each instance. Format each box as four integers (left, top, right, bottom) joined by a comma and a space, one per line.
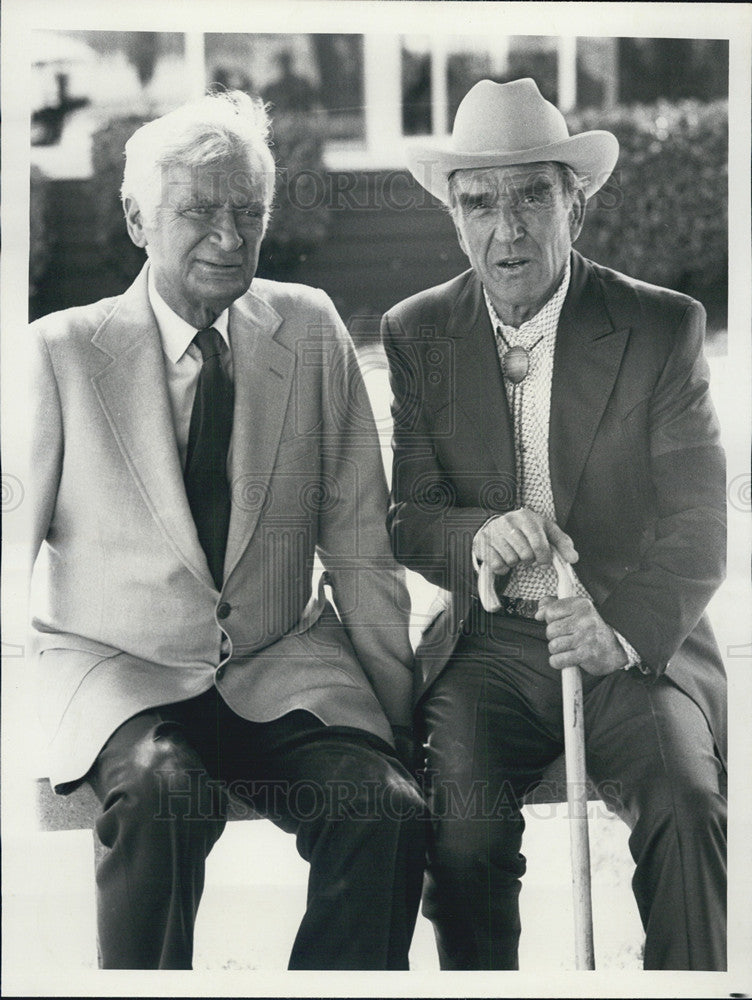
30, 265, 414, 790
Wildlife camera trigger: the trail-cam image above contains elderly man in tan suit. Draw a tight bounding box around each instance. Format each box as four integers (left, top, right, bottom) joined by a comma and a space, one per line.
28, 91, 424, 970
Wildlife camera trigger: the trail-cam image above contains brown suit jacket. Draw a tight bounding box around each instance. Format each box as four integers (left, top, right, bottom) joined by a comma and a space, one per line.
30, 265, 414, 790
381, 250, 727, 764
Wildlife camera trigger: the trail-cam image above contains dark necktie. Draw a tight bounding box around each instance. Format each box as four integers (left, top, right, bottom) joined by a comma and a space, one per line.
184, 327, 234, 589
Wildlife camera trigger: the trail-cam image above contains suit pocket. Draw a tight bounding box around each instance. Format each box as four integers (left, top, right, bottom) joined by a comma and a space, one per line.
37, 646, 120, 741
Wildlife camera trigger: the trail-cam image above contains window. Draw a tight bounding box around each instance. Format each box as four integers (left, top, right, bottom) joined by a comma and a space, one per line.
401, 36, 432, 136
205, 33, 365, 143
400, 35, 561, 142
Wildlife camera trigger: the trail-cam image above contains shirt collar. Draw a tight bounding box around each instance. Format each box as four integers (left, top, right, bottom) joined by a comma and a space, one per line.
483, 256, 571, 341
147, 265, 231, 364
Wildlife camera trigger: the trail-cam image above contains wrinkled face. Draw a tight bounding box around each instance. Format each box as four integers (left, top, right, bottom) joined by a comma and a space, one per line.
451, 162, 585, 327
125, 152, 271, 328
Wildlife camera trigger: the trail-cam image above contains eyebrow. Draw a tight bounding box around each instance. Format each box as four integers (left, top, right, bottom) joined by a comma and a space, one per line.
458, 176, 557, 208
525, 177, 555, 194
457, 191, 493, 210
180, 197, 265, 211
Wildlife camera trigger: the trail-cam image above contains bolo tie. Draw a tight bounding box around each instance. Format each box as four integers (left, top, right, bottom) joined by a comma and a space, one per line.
496, 327, 545, 505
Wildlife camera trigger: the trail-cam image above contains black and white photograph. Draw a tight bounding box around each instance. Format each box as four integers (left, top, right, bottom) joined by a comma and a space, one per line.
2, 2, 750, 996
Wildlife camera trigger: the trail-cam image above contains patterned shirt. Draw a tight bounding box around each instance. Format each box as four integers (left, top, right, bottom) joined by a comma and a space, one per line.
482, 261, 640, 666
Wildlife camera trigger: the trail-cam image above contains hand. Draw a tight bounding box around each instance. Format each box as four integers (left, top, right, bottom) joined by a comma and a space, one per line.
535, 596, 628, 675
473, 507, 578, 577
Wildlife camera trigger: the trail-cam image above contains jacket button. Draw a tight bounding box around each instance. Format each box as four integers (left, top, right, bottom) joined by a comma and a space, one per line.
216, 664, 225, 680
217, 602, 231, 620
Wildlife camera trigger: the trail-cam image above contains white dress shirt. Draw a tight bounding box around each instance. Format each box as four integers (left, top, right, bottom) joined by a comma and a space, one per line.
147, 266, 233, 471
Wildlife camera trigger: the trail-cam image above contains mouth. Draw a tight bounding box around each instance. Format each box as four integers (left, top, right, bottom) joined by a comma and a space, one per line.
196, 260, 244, 271
496, 258, 530, 271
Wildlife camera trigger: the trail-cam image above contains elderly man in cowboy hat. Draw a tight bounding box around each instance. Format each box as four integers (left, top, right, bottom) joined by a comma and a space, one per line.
381, 78, 727, 970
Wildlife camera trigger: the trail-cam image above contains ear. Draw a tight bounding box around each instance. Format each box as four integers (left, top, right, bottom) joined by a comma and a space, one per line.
568, 189, 586, 243
453, 214, 470, 259
124, 196, 149, 249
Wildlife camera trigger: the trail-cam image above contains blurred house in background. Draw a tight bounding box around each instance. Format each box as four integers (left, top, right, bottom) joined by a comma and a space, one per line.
29, 31, 728, 340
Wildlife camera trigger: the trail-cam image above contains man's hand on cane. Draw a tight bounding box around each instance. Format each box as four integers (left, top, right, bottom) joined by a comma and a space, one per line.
472, 507, 578, 578
473, 508, 626, 676
473, 507, 577, 611
535, 596, 628, 676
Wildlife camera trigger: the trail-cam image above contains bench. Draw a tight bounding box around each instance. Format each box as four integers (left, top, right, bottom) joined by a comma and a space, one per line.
33, 757, 603, 971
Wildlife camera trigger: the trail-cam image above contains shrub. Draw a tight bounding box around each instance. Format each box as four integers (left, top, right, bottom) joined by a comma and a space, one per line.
567, 99, 728, 315
29, 165, 52, 300
90, 116, 148, 286
256, 109, 330, 279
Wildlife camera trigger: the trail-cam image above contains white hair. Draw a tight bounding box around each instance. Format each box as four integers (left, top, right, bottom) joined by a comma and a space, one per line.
121, 90, 276, 224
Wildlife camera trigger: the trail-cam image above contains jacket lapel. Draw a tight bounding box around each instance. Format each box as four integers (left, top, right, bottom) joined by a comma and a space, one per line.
223, 289, 295, 580
549, 252, 630, 528
447, 271, 515, 480
90, 266, 214, 586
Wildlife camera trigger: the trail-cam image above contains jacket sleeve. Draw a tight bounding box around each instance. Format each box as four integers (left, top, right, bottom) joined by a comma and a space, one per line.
314, 293, 416, 730
597, 299, 726, 672
27, 326, 64, 577
381, 308, 497, 600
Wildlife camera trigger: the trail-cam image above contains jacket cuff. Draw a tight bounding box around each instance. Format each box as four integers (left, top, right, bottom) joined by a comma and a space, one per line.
613, 629, 650, 674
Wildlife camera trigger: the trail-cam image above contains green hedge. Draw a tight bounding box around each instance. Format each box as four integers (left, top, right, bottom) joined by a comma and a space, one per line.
90, 116, 149, 284
29, 165, 52, 299
256, 109, 330, 279
567, 99, 727, 311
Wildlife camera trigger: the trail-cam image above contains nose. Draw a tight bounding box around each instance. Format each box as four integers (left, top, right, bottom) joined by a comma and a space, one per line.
210, 208, 243, 253
492, 201, 525, 244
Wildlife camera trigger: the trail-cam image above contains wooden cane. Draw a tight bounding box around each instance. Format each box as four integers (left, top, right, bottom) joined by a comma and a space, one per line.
477, 553, 595, 968
477, 559, 502, 613
552, 548, 595, 970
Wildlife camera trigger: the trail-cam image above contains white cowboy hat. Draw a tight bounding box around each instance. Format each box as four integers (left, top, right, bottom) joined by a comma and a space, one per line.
406, 77, 619, 203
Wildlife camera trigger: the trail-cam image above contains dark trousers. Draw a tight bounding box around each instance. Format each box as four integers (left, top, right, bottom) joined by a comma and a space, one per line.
87, 687, 426, 970
420, 609, 726, 971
